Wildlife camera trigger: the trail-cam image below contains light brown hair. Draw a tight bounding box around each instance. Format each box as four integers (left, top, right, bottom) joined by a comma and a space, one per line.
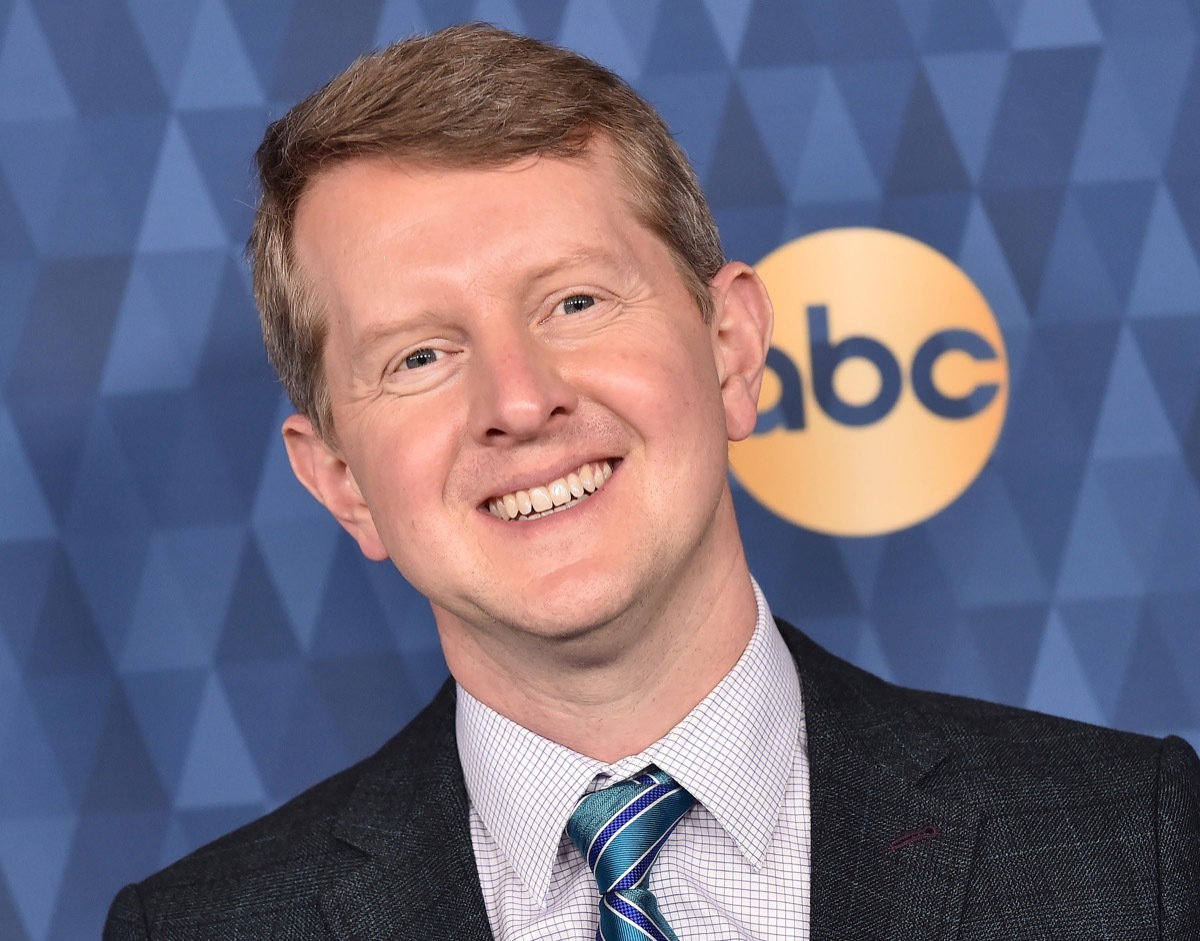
249, 22, 724, 441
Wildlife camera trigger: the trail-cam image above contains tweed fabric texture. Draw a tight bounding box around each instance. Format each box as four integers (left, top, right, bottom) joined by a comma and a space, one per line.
105, 620, 1200, 940
795, 628, 1200, 941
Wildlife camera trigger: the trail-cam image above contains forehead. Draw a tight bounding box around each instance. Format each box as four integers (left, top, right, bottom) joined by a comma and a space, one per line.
290, 141, 664, 311
295, 140, 634, 238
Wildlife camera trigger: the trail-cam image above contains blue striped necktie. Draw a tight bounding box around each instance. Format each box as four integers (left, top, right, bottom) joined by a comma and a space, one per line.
566, 767, 696, 941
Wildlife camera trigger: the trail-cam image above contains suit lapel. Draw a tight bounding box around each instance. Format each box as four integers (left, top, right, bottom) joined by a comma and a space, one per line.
319, 682, 493, 941
780, 623, 981, 941
316, 621, 982, 940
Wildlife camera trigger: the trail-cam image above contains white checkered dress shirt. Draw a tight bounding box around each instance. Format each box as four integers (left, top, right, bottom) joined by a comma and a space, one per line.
456, 580, 811, 940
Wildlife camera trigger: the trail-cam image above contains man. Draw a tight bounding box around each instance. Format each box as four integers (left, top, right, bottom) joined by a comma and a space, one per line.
106, 23, 1199, 941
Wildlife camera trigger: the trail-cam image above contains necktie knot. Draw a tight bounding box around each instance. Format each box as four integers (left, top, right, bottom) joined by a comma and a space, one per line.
567, 767, 695, 940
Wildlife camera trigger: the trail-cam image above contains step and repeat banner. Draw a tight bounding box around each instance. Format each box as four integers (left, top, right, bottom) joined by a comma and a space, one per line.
2, 1, 1199, 937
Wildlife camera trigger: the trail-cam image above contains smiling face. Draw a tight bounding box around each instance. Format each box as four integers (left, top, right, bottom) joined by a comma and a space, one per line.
283, 141, 770, 654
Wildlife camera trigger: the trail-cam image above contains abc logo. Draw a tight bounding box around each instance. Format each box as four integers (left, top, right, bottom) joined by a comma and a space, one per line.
729, 227, 1008, 536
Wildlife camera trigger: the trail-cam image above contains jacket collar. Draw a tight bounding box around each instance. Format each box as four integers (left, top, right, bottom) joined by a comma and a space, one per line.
319, 681, 493, 941
781, 623, 982, 941
317, 620, 980, 941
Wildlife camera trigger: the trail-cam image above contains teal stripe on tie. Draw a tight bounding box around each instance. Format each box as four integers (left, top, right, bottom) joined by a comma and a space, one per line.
567, 768, 695, 941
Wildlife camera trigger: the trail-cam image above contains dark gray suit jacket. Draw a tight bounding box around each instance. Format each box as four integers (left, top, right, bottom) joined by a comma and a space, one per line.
105, 621, 1200, 939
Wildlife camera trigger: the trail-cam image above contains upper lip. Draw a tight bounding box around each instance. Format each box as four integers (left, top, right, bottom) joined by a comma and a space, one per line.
479, 456, 620, 505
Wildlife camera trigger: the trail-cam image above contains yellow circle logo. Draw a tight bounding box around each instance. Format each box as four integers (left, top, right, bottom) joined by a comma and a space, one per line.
730, 227, 1008, 536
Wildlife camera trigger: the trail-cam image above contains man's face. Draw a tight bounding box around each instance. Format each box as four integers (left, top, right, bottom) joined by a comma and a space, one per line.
287, 142, 767, 643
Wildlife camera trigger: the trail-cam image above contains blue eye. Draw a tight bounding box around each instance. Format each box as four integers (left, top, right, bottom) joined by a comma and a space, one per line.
561, 294, 595, 314
403, 349, 440, 369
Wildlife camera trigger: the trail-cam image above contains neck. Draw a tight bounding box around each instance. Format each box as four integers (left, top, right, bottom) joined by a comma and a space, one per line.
436, 524, 758, 762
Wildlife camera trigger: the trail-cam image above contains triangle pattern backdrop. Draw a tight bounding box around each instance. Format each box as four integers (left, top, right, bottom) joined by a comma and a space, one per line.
2, 0, 1200, 937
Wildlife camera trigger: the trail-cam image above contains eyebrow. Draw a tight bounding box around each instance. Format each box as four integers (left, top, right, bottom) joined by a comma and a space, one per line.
350, 316, 440, 363
347, 245, 639, 362
521, 246, 636, 286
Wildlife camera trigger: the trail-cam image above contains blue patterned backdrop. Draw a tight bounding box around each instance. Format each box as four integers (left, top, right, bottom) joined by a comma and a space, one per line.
2, 1, 1199, 937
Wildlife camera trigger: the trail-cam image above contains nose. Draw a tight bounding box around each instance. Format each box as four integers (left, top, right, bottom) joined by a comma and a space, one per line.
467, 331, 578, 443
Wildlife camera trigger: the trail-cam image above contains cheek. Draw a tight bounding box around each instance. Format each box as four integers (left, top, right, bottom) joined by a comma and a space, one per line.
600, 314, 715, 387
599, 343, 725, 449
347, 407, 461, 533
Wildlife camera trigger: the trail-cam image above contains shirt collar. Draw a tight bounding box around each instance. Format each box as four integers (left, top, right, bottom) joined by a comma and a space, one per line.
455, 578, 803, 904
457, 689, 607, 904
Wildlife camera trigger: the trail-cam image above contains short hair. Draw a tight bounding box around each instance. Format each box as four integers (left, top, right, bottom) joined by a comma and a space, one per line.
249, 22, 724, 442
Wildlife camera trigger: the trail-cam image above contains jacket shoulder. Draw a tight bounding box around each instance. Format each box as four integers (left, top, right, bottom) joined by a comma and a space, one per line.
775, 616, 1177, 770
105, 680, 461, 937
777, 618, 1200, 935
776, 616, 1200, 829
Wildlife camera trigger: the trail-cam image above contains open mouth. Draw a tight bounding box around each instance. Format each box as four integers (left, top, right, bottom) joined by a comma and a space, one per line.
486, 460, 616, 521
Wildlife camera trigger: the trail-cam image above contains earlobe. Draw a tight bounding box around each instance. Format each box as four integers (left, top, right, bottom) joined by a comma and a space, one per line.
709, 262, 774, 442
281, 414, 390, 561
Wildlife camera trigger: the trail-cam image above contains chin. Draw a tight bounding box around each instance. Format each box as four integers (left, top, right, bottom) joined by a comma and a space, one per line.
496, 574, 644, 641
514, 594, 627, 639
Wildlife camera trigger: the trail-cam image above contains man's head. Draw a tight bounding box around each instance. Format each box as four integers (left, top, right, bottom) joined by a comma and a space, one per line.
257, 23, 773, 676
250, 22, 724, 443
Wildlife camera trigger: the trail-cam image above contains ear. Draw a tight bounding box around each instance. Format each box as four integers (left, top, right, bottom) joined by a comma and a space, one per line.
281, 414, 390, 561
708, 261, 774, 442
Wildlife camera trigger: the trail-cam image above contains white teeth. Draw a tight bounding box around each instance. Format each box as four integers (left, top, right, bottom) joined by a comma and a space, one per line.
549, 479, 571, 507
487, 461, 615, 521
